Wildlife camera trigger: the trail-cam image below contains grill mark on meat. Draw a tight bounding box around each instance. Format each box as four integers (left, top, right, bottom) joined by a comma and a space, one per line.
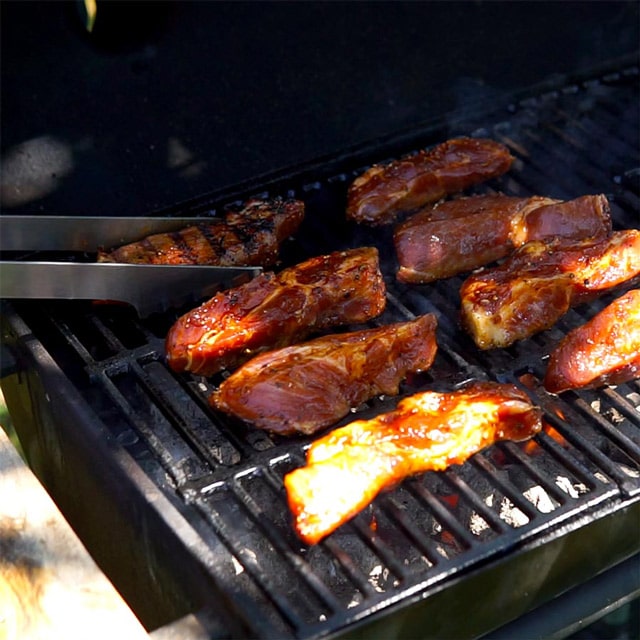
171, 230, 200, 263
97, 197, 304, 266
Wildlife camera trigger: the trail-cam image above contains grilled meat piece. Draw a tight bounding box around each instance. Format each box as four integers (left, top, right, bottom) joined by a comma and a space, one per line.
460, 229, 640, 350
98, 198, 304, 266
284, 381, 541, 545
395, 194, 611, 284
165, 247, 386, 376
210, 314, 438, 435
346, 138, 513, 226
544, 289, 640, 393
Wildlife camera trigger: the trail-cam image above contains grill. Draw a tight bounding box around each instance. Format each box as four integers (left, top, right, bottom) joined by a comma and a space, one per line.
1, 67, 639, 638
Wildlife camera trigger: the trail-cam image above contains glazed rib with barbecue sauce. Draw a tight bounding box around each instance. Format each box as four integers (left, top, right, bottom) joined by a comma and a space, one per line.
165, 247, 386, 376
285, 381, 542, 545
460, 229, 640, 350
346, 137, 514, 226
210, 314, 438, 435
395, 194, 611, 283
544, 289, 640, 393
98, 197, 304, 266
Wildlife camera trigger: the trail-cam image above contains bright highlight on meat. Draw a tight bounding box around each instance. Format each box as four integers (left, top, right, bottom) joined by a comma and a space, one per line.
284, 381, 542, 545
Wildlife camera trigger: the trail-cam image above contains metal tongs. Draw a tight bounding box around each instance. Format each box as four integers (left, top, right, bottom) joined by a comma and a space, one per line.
0, 215, 261, 317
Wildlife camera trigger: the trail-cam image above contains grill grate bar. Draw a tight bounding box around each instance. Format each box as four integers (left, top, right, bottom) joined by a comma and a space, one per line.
86, 314, 128, 355
194, 487, 311, 636
101, 364, 212, 485
599, 387, 640, 435
499, 130, 600, 200
321, 538, 381, 600
404, 481, 476, 550
502, 434, 597, 501
138, 362, 243, 470
48, 312, 109, 369
613, 191, 640, 229
441, 468, 513, 533
534, 124, 619, 194
468, 452, 549, 524
586, 87, 640, 143
376, 495, 444, 568
345, 518, 411, 586
556, 107, 638, 174
230, 480, 347, 618
541, 405, 639, 497
571, 396, 640, 466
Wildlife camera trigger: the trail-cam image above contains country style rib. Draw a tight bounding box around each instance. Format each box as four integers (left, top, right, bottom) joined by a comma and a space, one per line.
544, 289, 640, 393
460, 229, 640, 349
165, 247, 386, 376
285, 381, 542, 545
98, 198, 304, 267
210, 314, 438, 435
395, 194, 611, 283
346, 138, 513, 226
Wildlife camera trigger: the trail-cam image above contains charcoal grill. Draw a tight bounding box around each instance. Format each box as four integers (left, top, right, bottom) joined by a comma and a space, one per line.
2, 64, 640, 638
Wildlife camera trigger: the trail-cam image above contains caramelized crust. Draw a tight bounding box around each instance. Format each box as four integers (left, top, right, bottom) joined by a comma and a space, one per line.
544, 289, 640, 393
395, 194, 611, 283
460, 229, 640, 349
346, 138, 513, 226
165, 247, 386, 376
98, 198, 304, 266
210, 314, 438, 435
284, 381, 541, 545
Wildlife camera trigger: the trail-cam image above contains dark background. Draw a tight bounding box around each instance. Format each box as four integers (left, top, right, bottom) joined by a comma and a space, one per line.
2, 1, 639, 216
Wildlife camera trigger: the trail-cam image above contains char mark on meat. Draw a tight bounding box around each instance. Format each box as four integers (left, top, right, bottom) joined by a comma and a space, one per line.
98, 197, 304, 267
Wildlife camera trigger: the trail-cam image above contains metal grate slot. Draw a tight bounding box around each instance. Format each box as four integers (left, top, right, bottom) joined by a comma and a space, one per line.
139, 361, 243, 470
196, 482, 323, 635
469, 451, 558, 522
105, 366, 212, 486
538, 399, 640, 497
368, 496, 441, 571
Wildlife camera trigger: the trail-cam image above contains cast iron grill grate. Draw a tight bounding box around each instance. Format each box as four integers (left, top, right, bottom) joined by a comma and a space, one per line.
5, 68, 639, 638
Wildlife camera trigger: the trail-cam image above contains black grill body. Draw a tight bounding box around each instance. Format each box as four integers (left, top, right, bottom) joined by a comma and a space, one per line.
1, 69, 639, 638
